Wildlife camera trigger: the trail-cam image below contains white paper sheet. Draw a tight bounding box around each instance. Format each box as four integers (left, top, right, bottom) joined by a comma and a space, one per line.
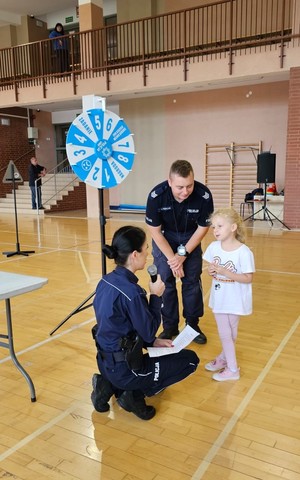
147, 325, 199, 357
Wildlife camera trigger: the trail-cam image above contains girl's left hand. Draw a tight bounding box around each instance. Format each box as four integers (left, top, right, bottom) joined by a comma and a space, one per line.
153, 338, 174, 348
208, 262, 217, 275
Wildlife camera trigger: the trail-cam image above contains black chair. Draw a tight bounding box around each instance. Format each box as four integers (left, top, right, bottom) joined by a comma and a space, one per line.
240, 188, 263, 218
240, 200, 254, 218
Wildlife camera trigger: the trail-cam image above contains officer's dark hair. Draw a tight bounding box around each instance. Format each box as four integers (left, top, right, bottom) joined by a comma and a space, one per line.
102, 226, 146, 266
169, 160, 194, 178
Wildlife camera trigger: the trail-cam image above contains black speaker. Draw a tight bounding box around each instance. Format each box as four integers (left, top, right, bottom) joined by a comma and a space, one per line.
257, 152, 276, 183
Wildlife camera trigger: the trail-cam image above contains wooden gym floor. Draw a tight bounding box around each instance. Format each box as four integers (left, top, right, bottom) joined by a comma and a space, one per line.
0, 211, 300, 480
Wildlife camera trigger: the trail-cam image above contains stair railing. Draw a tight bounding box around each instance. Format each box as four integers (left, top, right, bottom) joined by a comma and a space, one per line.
35, 158, 78, 215
0, 148, 36, 176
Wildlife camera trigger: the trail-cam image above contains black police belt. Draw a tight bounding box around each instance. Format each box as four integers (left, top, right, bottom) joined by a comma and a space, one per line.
99, 350, 126, 363
99, 334, 144, 370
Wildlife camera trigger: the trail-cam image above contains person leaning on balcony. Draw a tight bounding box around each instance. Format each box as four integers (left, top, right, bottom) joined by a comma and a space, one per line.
28, 157, 46, 210
49, 23, 70, 73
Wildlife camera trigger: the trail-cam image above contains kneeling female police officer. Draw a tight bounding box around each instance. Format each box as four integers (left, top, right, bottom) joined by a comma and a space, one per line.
91, 225, 199, 420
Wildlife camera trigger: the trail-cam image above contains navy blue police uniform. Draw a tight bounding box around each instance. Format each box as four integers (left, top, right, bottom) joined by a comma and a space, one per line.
93, 266, 199, 397
145, 180, 214, 333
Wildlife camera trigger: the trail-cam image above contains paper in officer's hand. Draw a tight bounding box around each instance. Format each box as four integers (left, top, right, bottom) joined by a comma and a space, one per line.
147, 325, 199, 357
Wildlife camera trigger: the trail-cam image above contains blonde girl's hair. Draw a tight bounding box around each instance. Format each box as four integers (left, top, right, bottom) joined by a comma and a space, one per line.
210, 207, 246, 243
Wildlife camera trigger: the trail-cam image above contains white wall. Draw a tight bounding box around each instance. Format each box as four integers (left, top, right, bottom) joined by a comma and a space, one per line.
42, 9, 78, 29
104, 0, 117, 16
44, 0, 116, 28
110, 80, 289, 208
51, 101, 119, 124
109, 96, 166, 208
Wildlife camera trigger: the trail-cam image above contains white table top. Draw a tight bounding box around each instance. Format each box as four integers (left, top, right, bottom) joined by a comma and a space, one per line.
0, 272, 48, 300
253, 196, 284, 203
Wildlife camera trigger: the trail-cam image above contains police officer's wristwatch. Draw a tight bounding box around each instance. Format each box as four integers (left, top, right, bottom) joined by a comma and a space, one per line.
177, 245, 190, 257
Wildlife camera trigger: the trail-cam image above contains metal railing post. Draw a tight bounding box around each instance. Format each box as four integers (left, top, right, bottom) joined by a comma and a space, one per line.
35, 179, 39, 216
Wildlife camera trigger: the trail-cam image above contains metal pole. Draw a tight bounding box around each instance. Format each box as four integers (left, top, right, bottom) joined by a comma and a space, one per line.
99, 188, 107, 275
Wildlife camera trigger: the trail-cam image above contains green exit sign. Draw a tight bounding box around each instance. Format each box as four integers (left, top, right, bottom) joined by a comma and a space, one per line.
65, 16, 73, 23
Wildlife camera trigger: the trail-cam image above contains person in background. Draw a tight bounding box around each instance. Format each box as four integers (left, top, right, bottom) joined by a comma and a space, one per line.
91, 225, 199, 420
28, 157, 46, 210
203, 207, 255, 381
49, 23, 70, 73
145, 160, 214, 344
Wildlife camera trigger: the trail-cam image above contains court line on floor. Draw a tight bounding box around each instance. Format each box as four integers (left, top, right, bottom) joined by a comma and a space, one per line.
0, 316, 97, 462
1, 302, 299, 468
0, 317, 96, 364
191, 314, 300, 479
256, 268, 300, 276
77, 250, 91, 283
0, 402, 81, 462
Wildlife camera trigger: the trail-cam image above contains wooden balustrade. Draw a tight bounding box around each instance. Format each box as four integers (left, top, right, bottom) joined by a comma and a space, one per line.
0, 0, 298, 100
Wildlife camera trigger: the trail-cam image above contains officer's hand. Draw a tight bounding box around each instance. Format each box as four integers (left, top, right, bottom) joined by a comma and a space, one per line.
167, 254, 185, 270
172, 266, 185, 278
149, 274, 165, 297
153, 338, 174, 348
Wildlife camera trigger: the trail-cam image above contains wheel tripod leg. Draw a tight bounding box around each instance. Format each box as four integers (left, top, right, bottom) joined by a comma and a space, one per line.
3, 250, 35, 257
49, 291, 96, 335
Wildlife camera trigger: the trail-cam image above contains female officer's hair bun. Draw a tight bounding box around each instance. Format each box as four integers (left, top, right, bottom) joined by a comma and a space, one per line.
103, 225, 146, 266
102, 244, 118, 259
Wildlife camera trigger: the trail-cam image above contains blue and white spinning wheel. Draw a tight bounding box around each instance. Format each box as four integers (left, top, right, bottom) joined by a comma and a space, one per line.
66, 108, 135, 189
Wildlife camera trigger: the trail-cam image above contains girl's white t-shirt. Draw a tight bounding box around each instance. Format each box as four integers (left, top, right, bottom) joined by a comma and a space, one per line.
203, 241, 255, 315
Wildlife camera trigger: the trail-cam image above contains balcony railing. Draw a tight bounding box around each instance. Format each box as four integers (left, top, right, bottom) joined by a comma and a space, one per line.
0, 0, 299, 100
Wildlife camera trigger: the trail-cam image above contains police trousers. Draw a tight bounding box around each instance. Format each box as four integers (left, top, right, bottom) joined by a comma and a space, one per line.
97, 349, 199, 397
152, 238, 204, 330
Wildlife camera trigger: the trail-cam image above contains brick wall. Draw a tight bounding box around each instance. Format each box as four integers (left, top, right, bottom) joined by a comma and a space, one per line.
45, 182, 87, 212
285, 67, 300, 229
0, 106, 87, 212
0, 109, 35, 197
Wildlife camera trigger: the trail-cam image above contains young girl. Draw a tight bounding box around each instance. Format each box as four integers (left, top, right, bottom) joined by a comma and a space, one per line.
203, 208, 255, 381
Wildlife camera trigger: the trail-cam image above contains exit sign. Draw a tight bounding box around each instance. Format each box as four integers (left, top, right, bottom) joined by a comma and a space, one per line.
65, 16, 73, 23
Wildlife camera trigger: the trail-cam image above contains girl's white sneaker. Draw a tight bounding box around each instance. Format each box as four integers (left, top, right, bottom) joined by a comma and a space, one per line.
205, 357, 227, 372
212, 367, 240, 381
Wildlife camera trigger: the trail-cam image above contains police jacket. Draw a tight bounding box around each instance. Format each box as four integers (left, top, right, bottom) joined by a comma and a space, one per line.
145, 180, 213, 243
93, 266, 162, 353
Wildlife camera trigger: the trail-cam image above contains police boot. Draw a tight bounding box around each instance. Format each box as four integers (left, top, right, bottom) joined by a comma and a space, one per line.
91, 373, 115, 412
117, 390, 156, 420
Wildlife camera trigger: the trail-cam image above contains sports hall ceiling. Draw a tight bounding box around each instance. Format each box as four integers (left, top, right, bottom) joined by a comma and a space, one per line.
0, 0, 78, 20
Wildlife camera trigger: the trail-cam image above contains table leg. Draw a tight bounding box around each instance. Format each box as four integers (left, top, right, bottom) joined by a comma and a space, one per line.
5, 299, 36, 402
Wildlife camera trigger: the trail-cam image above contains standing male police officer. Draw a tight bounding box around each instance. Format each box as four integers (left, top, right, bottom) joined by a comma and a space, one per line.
145, 160, 214, 344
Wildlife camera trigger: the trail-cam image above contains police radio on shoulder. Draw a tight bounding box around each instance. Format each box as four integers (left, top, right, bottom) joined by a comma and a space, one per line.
177, 245, 189, 257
